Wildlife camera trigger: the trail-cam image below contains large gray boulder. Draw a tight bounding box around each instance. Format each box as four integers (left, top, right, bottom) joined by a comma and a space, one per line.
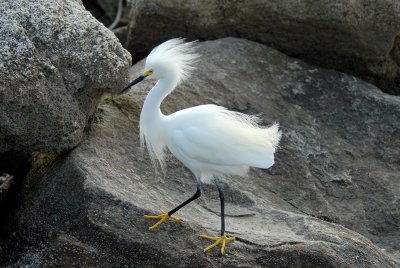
2, 38, 399, 267
126, 0, 400, 95
0, 0, 131, 153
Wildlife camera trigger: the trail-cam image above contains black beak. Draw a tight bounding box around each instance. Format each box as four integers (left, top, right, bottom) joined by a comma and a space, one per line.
119, 75, 147, 94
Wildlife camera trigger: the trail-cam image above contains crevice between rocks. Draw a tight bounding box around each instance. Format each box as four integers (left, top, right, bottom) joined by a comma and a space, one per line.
0, 150, 32, 217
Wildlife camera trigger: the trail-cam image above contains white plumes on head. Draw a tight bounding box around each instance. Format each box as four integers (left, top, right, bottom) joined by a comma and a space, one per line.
146, 38, 200, 84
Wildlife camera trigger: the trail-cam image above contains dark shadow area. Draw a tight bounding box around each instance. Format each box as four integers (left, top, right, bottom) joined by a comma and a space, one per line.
0, 150, 32, 265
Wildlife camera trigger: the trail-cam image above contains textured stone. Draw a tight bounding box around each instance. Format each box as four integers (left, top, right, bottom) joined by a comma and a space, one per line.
2, 38, 399, 267
0, 0, 131, 153
126, 0, 400, 95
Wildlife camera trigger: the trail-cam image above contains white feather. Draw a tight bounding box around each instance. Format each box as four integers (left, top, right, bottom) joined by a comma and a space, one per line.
165, 105, 281, 181
145, 38, 200, 85
138, 38, 281, 183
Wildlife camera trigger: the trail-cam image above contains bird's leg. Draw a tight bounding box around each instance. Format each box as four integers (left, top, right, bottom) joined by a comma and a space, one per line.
167, 179, 201, 216
144, 179, 201, 230
217, 178, 225, 236
200, 177, 235, 254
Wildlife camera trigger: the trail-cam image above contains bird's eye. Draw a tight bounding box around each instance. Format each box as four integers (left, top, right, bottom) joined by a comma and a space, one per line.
144, 70, 154, 76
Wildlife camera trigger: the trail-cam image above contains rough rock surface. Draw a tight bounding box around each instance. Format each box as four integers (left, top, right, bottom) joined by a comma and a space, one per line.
0, 0, 131, 153
2, 38, 399, 267
126, 0, 400, 95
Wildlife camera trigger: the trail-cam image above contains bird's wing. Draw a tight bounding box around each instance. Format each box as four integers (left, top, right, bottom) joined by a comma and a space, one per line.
167, 116, 278, 169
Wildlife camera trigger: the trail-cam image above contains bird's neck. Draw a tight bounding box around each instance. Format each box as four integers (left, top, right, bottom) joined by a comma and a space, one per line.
142, 77, 178, 119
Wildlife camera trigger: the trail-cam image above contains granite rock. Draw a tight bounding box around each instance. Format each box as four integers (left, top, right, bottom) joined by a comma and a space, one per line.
0, 0, 131, 153
2, 38, 399, 267
126, 0, 400, 95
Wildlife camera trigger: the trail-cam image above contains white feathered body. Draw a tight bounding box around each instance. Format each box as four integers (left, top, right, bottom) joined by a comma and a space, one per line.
137, 38, 281, 183
140, 99, 281, 183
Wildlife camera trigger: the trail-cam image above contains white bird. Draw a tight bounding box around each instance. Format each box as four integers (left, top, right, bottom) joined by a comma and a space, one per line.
120, 38, 281, 254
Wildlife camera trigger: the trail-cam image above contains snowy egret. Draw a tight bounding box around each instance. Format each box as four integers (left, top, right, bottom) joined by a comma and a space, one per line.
120, 38, 281, 254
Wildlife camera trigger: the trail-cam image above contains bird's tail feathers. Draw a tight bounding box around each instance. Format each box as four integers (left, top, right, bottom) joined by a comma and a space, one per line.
218, 107, 282, 150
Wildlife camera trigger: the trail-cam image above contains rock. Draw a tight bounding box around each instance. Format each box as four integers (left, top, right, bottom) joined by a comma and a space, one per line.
126, 0, 400, 95
113, 26, 128, 48
2, 38, 399, 267
0, 0, 131, 153
82, 0, 130, 30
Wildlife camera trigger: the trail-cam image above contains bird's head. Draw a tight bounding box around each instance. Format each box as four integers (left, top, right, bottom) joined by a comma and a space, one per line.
120, 38, 199, 94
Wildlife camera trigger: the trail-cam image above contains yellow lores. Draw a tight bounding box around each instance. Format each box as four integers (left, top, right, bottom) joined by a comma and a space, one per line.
143, 69, 153, 76
120, 38, 281, 255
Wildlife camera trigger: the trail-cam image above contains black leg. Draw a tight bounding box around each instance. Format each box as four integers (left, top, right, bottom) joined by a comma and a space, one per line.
168, 179, 201, 216
214, 176, 225, 236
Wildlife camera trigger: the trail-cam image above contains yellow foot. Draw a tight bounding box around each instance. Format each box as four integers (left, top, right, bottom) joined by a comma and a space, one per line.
200, 232, 236, 254
144, 209, 183, 230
